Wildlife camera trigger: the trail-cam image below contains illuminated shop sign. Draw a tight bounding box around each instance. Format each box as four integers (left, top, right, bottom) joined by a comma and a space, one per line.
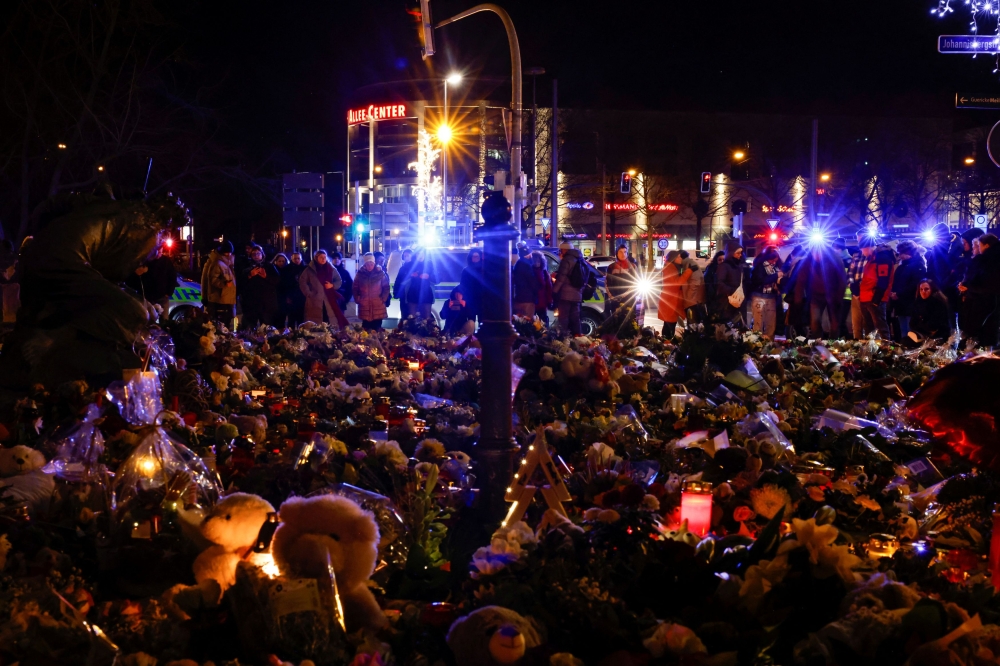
604, 202, 680, 212
348, 103, 409, 125
760, 205, 795, 213
566, 201, 595, 209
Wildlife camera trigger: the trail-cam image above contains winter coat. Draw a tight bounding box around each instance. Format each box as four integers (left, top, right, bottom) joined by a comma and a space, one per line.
513, 257, 540, 304
404, 260, 438, 305
703, 259, 723, 304
552, 249, 585, 302
440, 298, 473, 336
200, 250, 236, 305
534, 265, 553, 312
605, 261, 635, 300
681, 259, 705, 309
240, 261, 281, 313
715, 256, 745, 304
750, 261, 780, 296
459, 252, 485, 317
960, 244, 1000, 337
352, 264, 390, 322
335, 263, 353, 305
280, 262, 306, 312
658, 263, 693, 324
795, 252, 848, 302
911, 293, 952, 338
394, 259, 413, 304
891, 255, 927, 317
299, 260, 341, 324
860, 248, 896, 304
127, 255, 177, 303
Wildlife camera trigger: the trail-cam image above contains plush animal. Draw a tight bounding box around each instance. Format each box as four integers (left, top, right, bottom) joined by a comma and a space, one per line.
228, 414, 267, 446
446, 605, 544, 666
0, 445, 54, 516
192, 492, 275, 594
616, 372, 650, 396
559, 352, 592, 380
271, 494, 386, 632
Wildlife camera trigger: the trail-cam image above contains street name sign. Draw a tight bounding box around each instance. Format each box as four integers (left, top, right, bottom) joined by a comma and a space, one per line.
939, 35, 1000, 54
956, 94, 1000, 110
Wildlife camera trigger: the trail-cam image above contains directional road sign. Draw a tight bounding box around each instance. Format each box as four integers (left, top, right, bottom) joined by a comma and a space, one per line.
956, 94, 1000, 110
657, 238, 668, 250
974, 214, 989, 229
939, 35, 1000, 54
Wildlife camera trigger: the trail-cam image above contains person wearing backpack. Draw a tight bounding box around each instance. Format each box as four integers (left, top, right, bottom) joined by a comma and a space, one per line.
552, 241, 585, 336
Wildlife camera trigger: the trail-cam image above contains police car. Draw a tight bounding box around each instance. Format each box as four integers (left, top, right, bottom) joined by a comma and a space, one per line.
167, 277, 203, 321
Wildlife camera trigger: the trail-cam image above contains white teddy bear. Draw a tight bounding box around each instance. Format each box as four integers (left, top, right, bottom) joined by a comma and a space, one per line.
0, 445, 55, 517
192, 492, 276, 595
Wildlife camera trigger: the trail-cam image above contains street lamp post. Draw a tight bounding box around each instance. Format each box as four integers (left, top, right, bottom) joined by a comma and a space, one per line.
442, 73, 461, 242
434, 5, 523, 525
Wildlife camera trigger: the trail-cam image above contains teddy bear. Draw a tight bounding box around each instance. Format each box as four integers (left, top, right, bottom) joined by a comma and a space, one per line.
192, 492, 275, 594
228, 414, 267, 446
446, 605, 544, 666
271, 494, 387, 632
0, 445, 55, 517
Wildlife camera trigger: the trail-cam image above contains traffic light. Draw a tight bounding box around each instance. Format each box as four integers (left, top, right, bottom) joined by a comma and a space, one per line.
419, 0, 435, 59
620, 172, 631, 194
700, 172, 712, 194
732, 199, 748, 215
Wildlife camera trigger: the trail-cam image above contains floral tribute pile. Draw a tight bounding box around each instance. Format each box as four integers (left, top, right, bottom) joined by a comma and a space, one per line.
0, 308, 999, 666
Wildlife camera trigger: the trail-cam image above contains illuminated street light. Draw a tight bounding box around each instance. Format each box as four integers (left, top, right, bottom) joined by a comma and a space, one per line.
820, 173, 831, 182
57, 143, 67, 150
446, 72, 463, 85
374, 165, 383, 173
97, 165, 104, 171
733, 150, 745, 160
437, 124, 453, 143
964, 157, 976, 165
281, 229, 288, 238
627, 169, 637, 176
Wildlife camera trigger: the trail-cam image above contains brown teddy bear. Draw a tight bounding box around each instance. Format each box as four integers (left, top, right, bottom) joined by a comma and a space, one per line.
192, 492, 275, 593
271, 494, 387, 632
446, 605, 544, 666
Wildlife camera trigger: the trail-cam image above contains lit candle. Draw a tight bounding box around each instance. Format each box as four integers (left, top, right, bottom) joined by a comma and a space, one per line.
681, 480, 713, 537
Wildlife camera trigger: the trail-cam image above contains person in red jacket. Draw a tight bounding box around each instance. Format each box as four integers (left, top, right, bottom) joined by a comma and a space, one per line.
658, 250, 695, 338
858, 237, 895, 339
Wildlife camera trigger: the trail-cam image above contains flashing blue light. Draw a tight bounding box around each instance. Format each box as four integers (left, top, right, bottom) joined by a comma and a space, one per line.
356, 223, 365, 233
808, 229, 826, 245
921, 229, 937, 244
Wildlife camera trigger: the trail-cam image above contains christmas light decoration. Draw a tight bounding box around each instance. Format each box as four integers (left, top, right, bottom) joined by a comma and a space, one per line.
502, 428, 572, 528
932, 1, 1000, 72
409, 129, 443, 228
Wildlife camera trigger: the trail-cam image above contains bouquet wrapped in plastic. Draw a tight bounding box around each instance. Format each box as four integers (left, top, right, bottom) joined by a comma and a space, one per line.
105, 370, 163, 427
45, 404, 113, 530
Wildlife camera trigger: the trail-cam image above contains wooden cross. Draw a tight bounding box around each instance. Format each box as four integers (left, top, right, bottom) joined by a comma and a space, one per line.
502, 427, 572, 527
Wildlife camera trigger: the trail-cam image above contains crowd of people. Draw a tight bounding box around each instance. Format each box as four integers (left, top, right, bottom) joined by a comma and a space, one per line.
645, 225, 1000, 348
178, 226, 1000, 349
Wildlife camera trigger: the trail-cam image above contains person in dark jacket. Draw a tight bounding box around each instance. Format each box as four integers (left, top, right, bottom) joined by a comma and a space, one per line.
552, 242, 585, 336
703, 251, 725, 306
280, 252, 306, 327
925, 222, 957, 289
795, 246, 848, 338
299, 249, 348, 328
858, 237, 895, 339
712, 240, 745, 323
512, 245, 540, 317
605, 246, 636, 308
239, 245, 281, 330
889, 240, 927, 340
404, 248, 438, 319
353, 252, 390, 330
749, 246, 782, 337
459, 248, 484, 323
126, 246, 177, 322
959, 233, 1000, 347
532, 251, 553, 326
393, 248, 414, 313
331, 252, 353, 309
910, 279, 952, 342
271, 253, 290, 327
440, 287, 473, 336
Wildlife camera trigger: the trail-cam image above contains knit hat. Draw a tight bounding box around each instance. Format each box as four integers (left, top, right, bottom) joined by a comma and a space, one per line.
559, 241, 572, 251
724, 239, 742, 257
363, 251, 376, 262
961, 227, 985, 242
518, 245, 531, 258
217, 240, 234, 254
930, 222, 951, 242
665, 250, 681, 263
896, 240, 924, 256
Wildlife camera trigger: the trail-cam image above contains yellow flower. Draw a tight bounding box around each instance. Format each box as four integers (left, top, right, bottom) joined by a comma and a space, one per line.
786, 518, 839, 565
815, 543, 862, 582
855, 495, 881, 512
750, 484, 791, 520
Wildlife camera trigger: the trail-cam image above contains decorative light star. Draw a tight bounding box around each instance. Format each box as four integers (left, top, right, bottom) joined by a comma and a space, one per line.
502, 427, 572, 528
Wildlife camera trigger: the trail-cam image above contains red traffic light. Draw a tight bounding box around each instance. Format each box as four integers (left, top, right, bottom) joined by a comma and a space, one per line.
700, 171, 712, 194
769, 232, 778, 241
164, 237, 174, 248
620, 172, 632, 194
339, 214, 353, 225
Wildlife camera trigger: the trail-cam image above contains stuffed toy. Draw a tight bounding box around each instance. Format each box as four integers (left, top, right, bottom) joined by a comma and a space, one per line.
228, 414, 267, 446
192, 492, 275, 593
616, 372, 650, 396
0, 445, 55, 517
271, 494, 386, 632
446, 605, 544, 666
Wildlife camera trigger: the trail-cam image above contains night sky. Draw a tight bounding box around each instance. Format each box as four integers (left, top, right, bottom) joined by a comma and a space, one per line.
181, 0, 1000, 175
